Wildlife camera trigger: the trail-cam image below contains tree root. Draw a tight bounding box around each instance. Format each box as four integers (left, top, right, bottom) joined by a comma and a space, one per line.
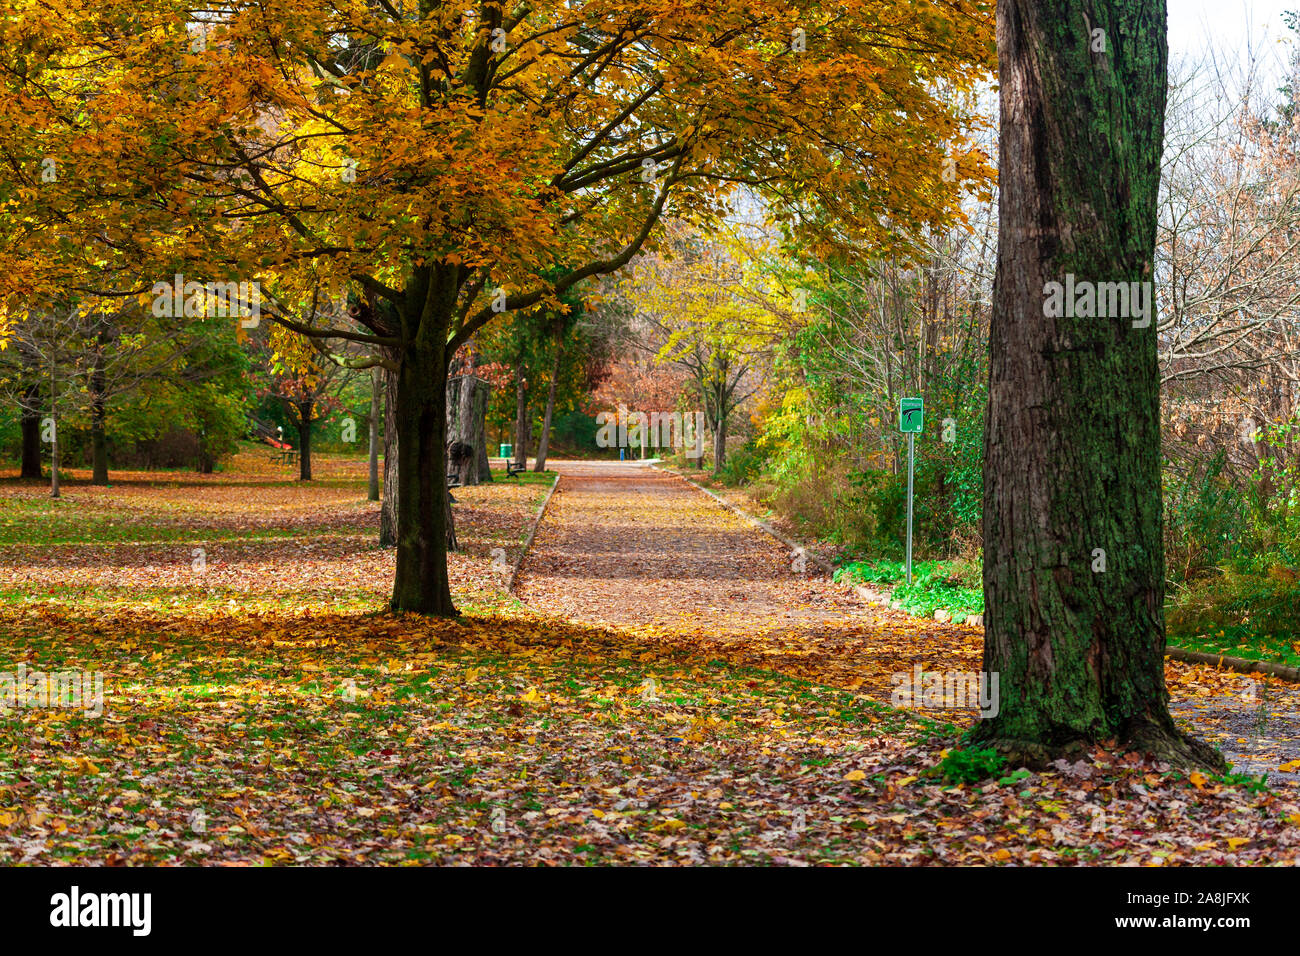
973, 715, 1227, 773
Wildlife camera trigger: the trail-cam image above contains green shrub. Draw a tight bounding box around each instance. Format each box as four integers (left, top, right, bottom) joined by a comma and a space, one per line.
767, 458, 888, 550
718, 439, 765, 486
1167, 567, 1300, 665
835, 557, 985, 618
935, 747, 1005, 785
1163, 450, 1246, 581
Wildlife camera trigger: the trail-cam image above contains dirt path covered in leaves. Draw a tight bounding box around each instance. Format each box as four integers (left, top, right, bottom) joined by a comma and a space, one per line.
515, 461, 856, 626
518, 461, 1300, 784
4, 455, 1299, 865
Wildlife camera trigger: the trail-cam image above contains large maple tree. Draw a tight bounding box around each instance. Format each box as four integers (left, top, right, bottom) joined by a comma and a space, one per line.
1, 0, 993, 615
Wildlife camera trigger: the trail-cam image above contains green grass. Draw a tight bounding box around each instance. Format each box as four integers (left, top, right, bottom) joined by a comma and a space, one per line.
0, 464, 551, 548
833, 554, 1300, 666
931, 746, 1005, 785
487, 468, 556, 486
0, 607, 954, 864
834, 558, 984, 621
1166, 624, 1300, 669
1166, 569, 1300, 667
0, 584, 385, 611
0, 499, 372, 546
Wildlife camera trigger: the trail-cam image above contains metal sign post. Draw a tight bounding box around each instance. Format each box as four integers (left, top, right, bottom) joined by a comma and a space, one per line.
906, 431, 915, 584
899, 398, 924, 585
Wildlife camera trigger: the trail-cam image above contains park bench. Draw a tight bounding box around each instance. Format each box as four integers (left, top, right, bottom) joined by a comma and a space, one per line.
504, 460, 526, 479
269, 449, 299, 466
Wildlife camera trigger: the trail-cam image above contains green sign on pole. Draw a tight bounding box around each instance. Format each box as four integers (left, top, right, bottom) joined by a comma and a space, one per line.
899, 397, 924, 434
899, 397, 923, 583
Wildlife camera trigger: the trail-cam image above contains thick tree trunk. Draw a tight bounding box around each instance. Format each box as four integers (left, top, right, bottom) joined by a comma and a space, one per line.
20, 385, 41, 479
465, 341, 492, 482
447, 374, 489, 485
91, 405, 108, 485
380, 358, 400, 547
469, 378, 490, 482
196, 443, 216, 474
90, 338, 109, 485
477, 432, 493, 482
50, 424, 60, 498
390, 336, 455, 615
368, 367, 380, 502
534, 343, 562, 472
48, 362, 59, 497
297, 401, 313, 481
513, 367, 529, 470
973, 0, 1221, 769
712, 404, 727, 475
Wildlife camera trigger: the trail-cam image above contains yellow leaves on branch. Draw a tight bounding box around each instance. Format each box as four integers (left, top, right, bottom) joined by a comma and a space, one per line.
0, 0, 994, 317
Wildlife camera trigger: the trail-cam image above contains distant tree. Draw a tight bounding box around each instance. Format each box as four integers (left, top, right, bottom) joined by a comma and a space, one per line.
2, 1, 993, 615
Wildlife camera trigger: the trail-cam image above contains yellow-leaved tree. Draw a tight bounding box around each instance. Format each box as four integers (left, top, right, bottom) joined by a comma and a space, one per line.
0, 0, 994, 615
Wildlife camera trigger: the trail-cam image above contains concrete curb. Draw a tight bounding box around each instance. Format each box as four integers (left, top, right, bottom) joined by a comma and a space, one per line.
622, 467, 1296, 682
1165, 646, 1300, 683
851, 584, 984, 628
505, 472, 561, 594
651, 467, 985, 627
651, 464, 837, 577
653, 468, 993, 625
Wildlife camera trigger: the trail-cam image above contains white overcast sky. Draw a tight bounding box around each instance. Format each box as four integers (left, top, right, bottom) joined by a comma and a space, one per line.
1169, 0, 1294, 78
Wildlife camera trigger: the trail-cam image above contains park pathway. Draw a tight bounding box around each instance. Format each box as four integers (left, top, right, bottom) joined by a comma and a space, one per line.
516, 461, 1300, 783
514, 460, 856, 627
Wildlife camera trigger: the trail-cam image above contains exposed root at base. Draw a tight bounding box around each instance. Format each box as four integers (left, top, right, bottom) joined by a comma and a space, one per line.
972, 716, 1228, 773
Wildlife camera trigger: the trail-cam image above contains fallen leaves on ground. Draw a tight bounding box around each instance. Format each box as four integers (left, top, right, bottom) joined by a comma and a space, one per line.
0, 458, 1296, 864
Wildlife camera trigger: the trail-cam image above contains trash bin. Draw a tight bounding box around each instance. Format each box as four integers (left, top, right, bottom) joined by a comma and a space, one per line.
499, 443, 513, 459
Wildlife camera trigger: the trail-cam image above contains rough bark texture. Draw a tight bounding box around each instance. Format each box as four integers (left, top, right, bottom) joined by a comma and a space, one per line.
477, 431, 493, 481
49, 426, 60, 498
390, 338, 454, 613
90, 408, 108, 485
20, 386, 41, 479
368, 367, 380, 502
296, 401, 313, 481
388, 274, 456, 616
974, 0, 1222, 770
447, 374, 490, 485
380, 356, 400, 548
712, 408, 727, 474
513, 367, 529, 470
90, 352, 109, 485
534, 343, 561, 472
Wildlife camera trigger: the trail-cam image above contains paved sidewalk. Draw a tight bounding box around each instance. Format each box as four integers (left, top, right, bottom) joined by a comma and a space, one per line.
518, 461, 1300, 783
